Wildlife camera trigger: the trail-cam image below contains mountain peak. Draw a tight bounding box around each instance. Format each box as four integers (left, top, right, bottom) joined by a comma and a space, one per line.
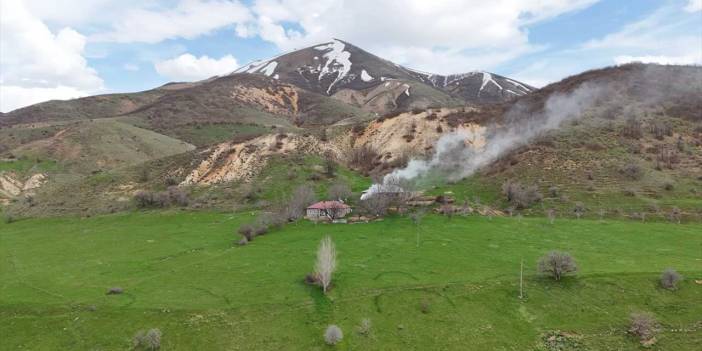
233, 40, 534, 104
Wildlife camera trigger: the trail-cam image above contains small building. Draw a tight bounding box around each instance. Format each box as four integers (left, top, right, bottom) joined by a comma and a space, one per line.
306, 201, 352, 221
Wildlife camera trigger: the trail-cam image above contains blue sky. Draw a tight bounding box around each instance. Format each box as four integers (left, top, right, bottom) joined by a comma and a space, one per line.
1, 0, 701, 112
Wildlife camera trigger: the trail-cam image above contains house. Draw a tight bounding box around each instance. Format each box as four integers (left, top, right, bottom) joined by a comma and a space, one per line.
306, 201, 352, 221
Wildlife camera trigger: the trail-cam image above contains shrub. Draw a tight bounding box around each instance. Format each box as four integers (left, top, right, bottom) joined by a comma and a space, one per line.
323, 152, 337, 177
548, 186, 559, 198
357, 318, 372, 336
662, 182, 674, 191
106, 287, 123, 295
132, 328, 162, 350
660, 268, 682, 290
537, 251, 577, 281
237, 224, 254, 241
619, 163, 643, 180
420, 300, 431, 314
628, 312, 659, 341
621, 117, 643, 139
501, 181, 542, 209
324, 325, 343, 345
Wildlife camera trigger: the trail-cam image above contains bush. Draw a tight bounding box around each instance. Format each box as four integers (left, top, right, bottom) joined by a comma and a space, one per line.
357, 318, 372, 336
619, 163, 643, 180
660, 268, 682, 290
502, 181, 542, 209
628, 312, 659, 341
537, 251, 577, 281
106, 287, 123, 295
548, 186, 559, 197
324, 325, 343, 345
662, 182, 674, 191
132, 328, 162, 350
237, 224, 254, 241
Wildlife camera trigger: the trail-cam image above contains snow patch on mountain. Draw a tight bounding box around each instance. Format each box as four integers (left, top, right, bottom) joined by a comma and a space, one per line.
260, 61, 278, 77
479, 72, 503, 95
316, 39, 353, 94
360, 69, 374, 82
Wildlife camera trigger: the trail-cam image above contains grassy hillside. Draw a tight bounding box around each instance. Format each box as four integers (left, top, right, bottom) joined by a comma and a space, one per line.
11, 119, 195, 175
1, 212, 700, 350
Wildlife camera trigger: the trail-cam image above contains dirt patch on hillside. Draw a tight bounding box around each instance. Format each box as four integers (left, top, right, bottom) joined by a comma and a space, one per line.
333, 81, 411, 113
0, 172, 46, 197
182, 134, 337, 185
231, 85, 299, 115
353, 108, 487, 162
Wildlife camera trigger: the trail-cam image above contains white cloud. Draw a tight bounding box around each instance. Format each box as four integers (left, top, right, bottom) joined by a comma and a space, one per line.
243, 0, 599, 74
91, 0, 252, 43
155, 54, 238, 81
685, 0, 702, 12
0, 0, 103, 112
583, 5, 702, 65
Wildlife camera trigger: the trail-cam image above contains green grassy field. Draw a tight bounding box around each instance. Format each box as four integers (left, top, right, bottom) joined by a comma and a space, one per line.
1, 211, 700, 350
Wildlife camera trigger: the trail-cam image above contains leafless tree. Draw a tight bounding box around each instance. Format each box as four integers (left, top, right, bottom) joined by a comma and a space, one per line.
360, 194, 391, 217
314, 236, 337, 294
547, 208, 556, 224
325, 202, 349, 221
537, 251, 577, 281
573, 202, 585, 219
284, 185, 317, 221
323, 152, 337, 177
409, 208, 426, 247
328, 182, 352, 201
668, 207, 682, 224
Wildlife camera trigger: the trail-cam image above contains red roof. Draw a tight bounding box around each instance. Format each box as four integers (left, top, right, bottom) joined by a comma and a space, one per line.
307, 201, 350, 210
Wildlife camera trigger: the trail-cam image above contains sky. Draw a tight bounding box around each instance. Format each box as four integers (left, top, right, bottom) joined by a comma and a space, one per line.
1, 0, 701, 112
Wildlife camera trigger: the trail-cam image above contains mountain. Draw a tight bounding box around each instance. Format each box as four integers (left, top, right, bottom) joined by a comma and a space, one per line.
234, 39, 534, 108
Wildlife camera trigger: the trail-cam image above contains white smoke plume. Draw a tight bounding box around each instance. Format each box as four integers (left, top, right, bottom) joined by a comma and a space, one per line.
364, 82, 607, 196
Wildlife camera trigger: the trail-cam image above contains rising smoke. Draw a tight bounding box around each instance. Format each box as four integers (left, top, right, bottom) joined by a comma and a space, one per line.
364, 82, 609, 195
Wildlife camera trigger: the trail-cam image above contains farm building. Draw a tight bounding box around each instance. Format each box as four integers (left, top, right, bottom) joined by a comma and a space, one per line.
306, 201, 352, 221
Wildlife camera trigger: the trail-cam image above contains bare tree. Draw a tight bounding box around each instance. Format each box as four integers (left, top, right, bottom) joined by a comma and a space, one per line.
328, 182, 352, 201
325, 202, 349, 221
546, 208, 556, 224
537, 251, 577, 281
323, 151, 337, 177
409, 208, 426, 247
360, 195, 391, 217
284, 185, 317, 221
314, 236, 337, 294
573, 202, 585, 219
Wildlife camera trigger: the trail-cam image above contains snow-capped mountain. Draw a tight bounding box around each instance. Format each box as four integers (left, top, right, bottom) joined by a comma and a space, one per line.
234, 39, 534, 105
